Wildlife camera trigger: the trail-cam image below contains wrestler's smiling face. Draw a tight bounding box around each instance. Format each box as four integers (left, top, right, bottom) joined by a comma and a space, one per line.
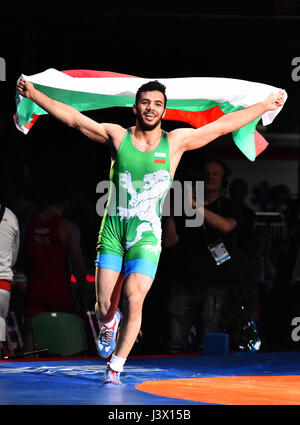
134, 91, 166, 130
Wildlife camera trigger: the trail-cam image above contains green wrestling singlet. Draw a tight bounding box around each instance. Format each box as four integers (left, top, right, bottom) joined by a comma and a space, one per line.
96, 128, 172, 279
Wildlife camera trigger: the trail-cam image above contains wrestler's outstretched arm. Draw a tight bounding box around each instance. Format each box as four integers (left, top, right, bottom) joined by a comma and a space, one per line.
16, 78, 125, 144
170, 91, 285, 152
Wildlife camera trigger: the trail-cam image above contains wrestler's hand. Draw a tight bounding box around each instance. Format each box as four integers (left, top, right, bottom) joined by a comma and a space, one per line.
263, 90, 285, 111
16, 77, 35, 99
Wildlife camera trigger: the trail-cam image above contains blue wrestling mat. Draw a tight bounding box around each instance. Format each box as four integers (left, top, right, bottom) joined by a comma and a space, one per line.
1, 351, 300, 408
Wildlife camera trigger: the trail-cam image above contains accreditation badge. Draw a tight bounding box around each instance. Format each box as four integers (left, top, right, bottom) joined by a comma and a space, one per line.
208, 240, 231, 265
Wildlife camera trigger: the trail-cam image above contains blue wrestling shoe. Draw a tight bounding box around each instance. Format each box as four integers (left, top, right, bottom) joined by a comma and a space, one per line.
103, 365, 122, 385
96, 309, 122, 358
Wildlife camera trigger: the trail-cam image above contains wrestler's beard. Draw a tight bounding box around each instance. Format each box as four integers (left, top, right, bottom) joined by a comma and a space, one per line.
136, 112, 162, 131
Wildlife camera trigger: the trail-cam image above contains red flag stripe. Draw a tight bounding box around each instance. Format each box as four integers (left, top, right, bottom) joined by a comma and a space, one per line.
164, 108, 269, 158
61, 70, 139, 78
254, 130, 269, 157
163, 105, 225, 128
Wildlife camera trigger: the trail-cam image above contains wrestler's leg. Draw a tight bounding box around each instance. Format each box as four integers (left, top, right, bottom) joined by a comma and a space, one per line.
114, 271, 153, 360
95, 267, 125, 324
95, 266, 126, 365
112, 238, 160, 359
104, 240, 159, 380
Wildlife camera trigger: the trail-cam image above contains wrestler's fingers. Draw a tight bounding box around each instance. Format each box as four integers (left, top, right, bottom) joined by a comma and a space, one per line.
277, 92, 284, 100
17, 77, 26, 87
275, 96, 284, 107
278, 90, 285, 101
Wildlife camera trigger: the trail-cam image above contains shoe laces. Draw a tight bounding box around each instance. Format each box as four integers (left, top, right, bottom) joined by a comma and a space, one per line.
100, 321, 115, 345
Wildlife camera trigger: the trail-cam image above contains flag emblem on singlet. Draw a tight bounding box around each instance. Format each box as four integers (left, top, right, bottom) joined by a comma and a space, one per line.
154, 152, 166, 164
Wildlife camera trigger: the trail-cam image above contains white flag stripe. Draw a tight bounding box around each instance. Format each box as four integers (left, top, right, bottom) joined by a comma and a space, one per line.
155, 153, 166, 158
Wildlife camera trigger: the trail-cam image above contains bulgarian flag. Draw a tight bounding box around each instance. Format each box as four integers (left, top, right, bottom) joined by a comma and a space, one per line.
14, 68, 287, 161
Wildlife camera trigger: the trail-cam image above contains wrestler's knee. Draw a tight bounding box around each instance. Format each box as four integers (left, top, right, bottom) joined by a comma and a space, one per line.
95, 300, 111, 321
123, 273, 153, 314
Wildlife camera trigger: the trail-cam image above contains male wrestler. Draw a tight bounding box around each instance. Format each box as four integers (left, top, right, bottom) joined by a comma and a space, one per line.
17, 77, 284, 384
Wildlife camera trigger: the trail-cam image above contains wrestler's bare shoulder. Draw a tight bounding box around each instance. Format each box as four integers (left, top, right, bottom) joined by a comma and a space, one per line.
103, 123, 127, 139
167, 127, 195, 154
168, 127, 195, 142
102, 123, 127, 148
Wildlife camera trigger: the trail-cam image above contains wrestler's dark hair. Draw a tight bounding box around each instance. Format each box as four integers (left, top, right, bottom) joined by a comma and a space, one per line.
135, 80, 167, 108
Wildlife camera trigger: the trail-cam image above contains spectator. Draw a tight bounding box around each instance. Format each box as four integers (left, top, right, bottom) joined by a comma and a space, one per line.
269, 184, 298, 228
225, 228, 274, 351
229, 178, 256, 246
163, 159, 240, 353
0, 203, 20, 357
23, 181, 87, 349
